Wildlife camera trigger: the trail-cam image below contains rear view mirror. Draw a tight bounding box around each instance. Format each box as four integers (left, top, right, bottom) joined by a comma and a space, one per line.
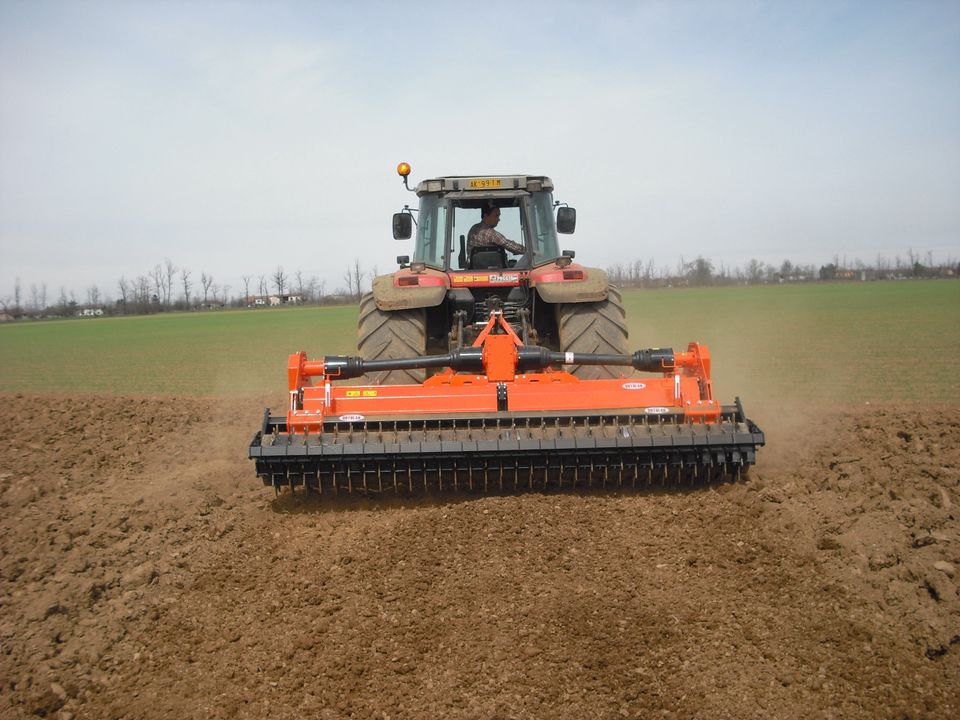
393, 212, 413, 240
557, 206, 576, 234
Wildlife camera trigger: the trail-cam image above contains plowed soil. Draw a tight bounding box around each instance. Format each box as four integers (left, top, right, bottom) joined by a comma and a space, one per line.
0, 393, 957, 719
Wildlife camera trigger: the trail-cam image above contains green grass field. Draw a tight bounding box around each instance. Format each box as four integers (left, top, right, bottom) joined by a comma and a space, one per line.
1, 281, 958, 403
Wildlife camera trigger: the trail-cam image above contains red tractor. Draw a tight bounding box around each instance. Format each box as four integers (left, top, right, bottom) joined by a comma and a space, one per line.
359, 164, 629, 383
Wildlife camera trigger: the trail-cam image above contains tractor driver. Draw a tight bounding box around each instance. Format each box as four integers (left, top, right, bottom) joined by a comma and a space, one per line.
467, 202, 525, 257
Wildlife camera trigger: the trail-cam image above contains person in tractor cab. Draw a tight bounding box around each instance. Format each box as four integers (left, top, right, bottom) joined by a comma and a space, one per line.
467, 202, 525, 263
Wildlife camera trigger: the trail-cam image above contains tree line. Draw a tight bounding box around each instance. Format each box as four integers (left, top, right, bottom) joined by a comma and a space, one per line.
1, 257, 376, 319
606, 250, 958, 288
1, 249, 956, 320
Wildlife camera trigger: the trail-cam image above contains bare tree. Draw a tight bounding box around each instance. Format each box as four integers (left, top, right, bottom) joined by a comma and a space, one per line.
39, 283, 47, 313
744, 258, 764, 284
118, 277, 129, 313
13, 277, 21, 313
86, 285, 100, 307
135, 276, 152, 307
200, 272, 214, 304
258, 274, 267, 297
241, 275, 252, 302
272, 266, 287, 296
343, 258, 365, 301
295, 270, 306, 298
181, 268, 192, 306
30, 284, 39, 313
354, 257, 365, 299
164, 259, 176, 305
150, 264, 164, 306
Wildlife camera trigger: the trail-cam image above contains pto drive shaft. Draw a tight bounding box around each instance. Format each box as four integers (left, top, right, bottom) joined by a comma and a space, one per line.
321, 346, 679, 380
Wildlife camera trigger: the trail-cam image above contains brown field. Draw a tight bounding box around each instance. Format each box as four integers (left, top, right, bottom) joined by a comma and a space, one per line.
1, 279, 958, 718
1, 392, 957, 719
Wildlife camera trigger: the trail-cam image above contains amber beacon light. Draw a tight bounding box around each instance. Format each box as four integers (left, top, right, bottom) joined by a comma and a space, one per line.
396, 162, 411, 178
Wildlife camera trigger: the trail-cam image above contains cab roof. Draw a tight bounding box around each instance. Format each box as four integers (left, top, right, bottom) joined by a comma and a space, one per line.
414, 175, 554, 196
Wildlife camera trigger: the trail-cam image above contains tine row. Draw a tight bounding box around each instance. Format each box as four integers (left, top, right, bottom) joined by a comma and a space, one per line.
260, 447, 749, 495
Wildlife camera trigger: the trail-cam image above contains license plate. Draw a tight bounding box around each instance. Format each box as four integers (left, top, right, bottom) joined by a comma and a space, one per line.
468, 178, 502, 189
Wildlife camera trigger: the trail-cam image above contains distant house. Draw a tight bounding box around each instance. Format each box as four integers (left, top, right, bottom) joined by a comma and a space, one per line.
76, 307, 105, 317
0, 311, 13, 323
248, 293, 304, 307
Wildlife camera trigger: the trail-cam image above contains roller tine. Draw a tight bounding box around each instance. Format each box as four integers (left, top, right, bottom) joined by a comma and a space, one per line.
484, 460, 489, 494
453, 459, 459, 492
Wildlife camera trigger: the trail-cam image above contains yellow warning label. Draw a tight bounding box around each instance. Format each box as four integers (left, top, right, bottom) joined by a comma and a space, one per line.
346, 390, 378, 397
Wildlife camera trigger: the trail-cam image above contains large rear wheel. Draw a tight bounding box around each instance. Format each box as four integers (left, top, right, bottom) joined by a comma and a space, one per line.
357, 293, 427, 385
556, 285, 629, 379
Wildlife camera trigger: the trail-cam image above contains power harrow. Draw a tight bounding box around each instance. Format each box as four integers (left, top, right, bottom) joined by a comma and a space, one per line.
249, 312, 765, 496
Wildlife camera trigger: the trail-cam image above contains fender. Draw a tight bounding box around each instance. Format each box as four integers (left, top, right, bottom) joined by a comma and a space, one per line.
371, 270, 449, 311
530, 264, 610, 303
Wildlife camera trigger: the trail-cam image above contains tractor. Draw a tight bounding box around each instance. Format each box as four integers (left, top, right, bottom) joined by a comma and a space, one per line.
358, 164, 629, 383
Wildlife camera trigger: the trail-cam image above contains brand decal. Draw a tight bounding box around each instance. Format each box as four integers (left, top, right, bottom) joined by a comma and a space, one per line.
339, 414, 365, 422
622, 382, 646, 390
488, 273, 519, 283
644, 407, 670, 414
345, 390, 378, 397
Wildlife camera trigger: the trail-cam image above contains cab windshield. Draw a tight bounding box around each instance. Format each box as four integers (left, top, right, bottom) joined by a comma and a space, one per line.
413, 190, 561, 270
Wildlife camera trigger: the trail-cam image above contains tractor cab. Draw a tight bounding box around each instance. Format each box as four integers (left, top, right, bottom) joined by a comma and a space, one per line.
393, 173, 576, 272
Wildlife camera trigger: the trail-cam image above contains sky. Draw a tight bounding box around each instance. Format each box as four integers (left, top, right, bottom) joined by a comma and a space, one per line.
1, 0, 958, 302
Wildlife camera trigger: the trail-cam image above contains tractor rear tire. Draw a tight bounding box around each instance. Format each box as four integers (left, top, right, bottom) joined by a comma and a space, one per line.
357, 293, 427, 385
556, 285, 629, 379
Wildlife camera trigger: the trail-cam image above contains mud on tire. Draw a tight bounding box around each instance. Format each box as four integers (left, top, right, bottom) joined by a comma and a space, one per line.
357, 293, 427, 385
556, 285, 629, 379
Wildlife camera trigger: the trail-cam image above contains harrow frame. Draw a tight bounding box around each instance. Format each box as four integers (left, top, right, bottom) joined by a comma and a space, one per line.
249, 312, 764, 495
